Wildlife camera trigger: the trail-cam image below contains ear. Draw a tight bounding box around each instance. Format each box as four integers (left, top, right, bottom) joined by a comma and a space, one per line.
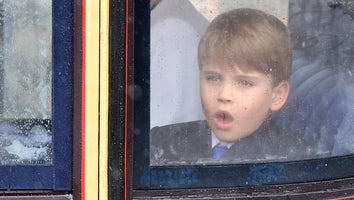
270, 81, 290, 112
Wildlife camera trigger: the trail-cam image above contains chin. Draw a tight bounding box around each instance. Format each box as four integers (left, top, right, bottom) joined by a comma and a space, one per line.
215, 134, 240, 143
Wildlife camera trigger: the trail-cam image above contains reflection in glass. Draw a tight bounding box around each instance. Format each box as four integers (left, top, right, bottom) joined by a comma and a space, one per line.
0, 0, 52, 165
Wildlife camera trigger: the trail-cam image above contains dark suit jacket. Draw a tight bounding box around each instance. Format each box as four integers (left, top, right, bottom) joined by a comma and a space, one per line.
150, 120, 313, 166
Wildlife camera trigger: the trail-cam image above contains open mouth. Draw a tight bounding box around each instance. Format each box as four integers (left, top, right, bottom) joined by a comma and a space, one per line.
214, 111, 233, 130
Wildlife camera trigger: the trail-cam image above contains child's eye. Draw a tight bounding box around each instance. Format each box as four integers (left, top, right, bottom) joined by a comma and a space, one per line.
238, 80, 253, 87
205, 75, 220, 82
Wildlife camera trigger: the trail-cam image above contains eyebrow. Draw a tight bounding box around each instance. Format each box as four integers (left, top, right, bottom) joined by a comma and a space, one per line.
234, 75, 262, 81
201, 70, 219, 75
202, 70, 263, 81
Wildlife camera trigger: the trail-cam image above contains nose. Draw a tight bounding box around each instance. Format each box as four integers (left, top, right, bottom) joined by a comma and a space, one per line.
217, 83, 233, 103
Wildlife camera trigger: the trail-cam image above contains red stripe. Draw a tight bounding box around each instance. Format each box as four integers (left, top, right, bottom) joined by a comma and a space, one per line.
331, 196, 354, 200
81, 0, 86, 199
124, 0, 129, 199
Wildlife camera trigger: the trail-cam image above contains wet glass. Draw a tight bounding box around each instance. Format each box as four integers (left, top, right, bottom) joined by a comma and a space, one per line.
0, 0, 52, 165
150, 0, 354, 166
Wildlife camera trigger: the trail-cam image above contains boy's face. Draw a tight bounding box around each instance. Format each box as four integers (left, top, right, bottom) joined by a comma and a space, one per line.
200, 63, 289, 143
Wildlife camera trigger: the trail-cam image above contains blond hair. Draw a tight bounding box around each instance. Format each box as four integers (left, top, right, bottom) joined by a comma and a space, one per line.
198, 8, 292, 85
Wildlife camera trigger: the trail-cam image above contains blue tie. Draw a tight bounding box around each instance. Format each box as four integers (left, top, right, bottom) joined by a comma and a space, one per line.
212, 144, 228, 160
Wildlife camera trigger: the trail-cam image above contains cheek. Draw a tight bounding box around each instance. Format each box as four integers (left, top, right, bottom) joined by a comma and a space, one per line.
200, 86, 214, 113
200, 90, 210, 108
240, 94, 272, 115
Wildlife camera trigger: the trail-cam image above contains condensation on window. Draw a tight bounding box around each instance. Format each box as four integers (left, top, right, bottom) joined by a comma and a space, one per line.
189, 0, 289, 24
0, 0, 52, 165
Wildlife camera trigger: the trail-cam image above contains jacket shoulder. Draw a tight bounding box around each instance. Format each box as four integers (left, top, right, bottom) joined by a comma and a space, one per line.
150, 120, 210, 165
151, 120, 208, 136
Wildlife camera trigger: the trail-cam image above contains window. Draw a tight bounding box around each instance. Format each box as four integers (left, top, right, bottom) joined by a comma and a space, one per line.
109, 0, 354, 199
0, 0, 73, 190
0, 0, 52, 166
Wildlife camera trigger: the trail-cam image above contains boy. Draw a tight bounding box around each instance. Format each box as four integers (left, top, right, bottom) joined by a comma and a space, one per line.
151, 8, 311, 165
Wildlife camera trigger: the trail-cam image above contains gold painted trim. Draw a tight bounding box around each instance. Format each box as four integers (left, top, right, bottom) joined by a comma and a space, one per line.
99, 0, 109, 199
84, 1, 99, 199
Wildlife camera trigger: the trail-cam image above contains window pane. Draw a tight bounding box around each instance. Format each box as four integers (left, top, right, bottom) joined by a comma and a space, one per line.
0, 0, 52, 165
150, 0, 354, 166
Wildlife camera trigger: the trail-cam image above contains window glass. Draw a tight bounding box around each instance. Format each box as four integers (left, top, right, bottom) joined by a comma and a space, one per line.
0, 0, 52, 165
150, 0, 354, 166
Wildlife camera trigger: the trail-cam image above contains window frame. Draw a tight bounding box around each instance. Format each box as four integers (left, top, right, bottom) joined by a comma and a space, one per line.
0, 0, 73, 190
109, 0, 354, 199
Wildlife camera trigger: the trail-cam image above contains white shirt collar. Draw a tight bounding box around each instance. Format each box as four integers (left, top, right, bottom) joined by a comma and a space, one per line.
211, 131, 234, 149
